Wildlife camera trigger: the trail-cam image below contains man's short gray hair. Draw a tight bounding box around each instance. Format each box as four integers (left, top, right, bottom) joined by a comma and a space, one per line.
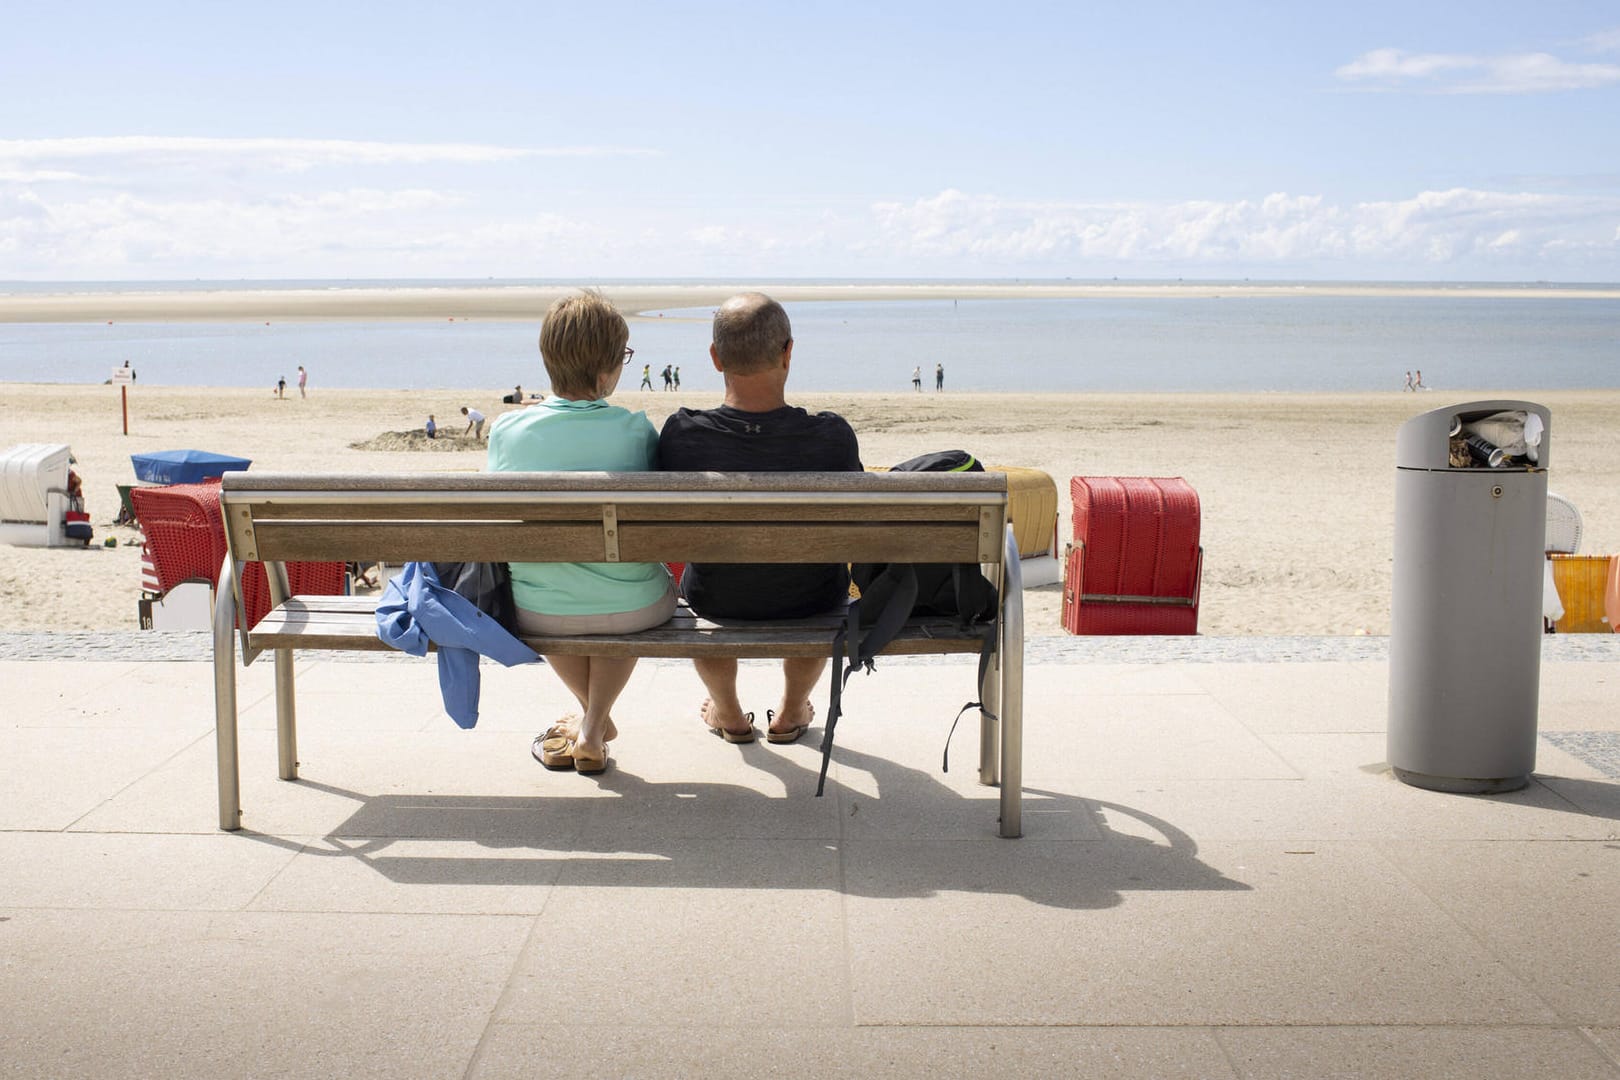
712, 292, 792, 374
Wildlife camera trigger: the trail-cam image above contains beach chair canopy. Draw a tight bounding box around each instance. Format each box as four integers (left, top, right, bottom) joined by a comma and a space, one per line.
130, 449, 252, 486
0, 443, 72, 523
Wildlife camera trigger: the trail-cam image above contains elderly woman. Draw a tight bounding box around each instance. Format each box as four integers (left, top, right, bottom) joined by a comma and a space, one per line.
486, 291, 674, 774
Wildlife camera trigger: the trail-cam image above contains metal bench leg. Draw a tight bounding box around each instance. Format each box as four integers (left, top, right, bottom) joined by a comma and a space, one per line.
213, 557, 243, 831
267, 562, 299, 781
998, 527, 1024, 839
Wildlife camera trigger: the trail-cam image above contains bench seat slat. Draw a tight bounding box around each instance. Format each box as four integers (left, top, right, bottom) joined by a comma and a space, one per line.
248, 598, 989, 659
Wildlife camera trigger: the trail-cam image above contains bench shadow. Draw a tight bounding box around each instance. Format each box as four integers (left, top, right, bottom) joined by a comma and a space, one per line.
244, 745, 1248, 910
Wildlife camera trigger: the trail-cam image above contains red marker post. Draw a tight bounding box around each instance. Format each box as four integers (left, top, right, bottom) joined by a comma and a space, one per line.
111, 365, 134, 434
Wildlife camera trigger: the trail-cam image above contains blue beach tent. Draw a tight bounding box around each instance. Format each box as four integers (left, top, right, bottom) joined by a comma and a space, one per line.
130, 449, 252, 485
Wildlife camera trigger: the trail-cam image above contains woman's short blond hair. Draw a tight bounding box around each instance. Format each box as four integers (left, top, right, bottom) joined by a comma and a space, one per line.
539, 290, 628, 398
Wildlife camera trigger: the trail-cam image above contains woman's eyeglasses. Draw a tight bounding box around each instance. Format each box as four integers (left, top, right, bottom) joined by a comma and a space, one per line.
622, 346, 635, 366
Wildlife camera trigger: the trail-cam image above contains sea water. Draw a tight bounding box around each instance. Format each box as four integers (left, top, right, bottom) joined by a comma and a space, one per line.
0, 286, 1615, 393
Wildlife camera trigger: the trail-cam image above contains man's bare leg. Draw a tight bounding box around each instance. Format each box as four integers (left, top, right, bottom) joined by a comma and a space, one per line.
770, 656, 827, 737
692, 658, 756, 737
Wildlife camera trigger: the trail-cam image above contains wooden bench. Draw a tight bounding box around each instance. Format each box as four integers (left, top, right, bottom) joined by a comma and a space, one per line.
212, 471, 1026, 837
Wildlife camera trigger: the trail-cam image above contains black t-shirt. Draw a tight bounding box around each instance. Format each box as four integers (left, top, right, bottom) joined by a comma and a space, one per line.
658, 404, 863, 619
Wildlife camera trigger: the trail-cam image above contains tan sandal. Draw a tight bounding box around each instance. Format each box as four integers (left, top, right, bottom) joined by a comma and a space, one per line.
533, 734, 608, 774
765, 704, 815, 744
700, 698, 757, 743
541, 715, 618, 743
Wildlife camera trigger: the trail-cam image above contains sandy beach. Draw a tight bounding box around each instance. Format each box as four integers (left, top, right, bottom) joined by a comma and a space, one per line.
3, 381, 1616, 637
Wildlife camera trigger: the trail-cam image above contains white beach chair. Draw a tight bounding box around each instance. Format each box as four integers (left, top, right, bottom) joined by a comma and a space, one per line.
1543, 491, 1583, 626
0, 443, 77, 548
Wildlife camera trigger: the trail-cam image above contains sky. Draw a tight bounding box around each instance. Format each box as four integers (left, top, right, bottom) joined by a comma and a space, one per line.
1, 1, 1617, 282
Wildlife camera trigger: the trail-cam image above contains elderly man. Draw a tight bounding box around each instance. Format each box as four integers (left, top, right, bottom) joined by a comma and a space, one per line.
658, 292, 862, 744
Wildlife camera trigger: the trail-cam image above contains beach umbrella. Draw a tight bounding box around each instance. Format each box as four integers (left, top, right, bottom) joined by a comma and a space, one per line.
130, 449, 252, 485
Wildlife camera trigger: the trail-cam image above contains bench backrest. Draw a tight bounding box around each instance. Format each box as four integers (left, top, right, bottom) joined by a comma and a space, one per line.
219, 471, 1010, 568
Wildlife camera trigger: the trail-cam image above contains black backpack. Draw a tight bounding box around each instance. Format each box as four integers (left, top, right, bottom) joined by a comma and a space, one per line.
816, 451, 1001, 794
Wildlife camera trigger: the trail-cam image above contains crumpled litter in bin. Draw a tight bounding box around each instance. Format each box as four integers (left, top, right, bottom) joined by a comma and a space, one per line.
1464, 410, 1543, 464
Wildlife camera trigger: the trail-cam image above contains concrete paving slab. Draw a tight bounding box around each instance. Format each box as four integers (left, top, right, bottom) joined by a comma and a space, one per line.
7, 658, 276, 730
1534, 774, 1620, 820
241, 656, 446, 732
0, 908, 530, 1080
843, 840, 1556, 1026
497, 839, 846, 1029
1261, 731, 1389, 778
247, 837, 566, 915
1586, 1029, 1620, 1070
1539, 665, 1620, 731
1378, 840, 1620, 1025
1011, 693, 1302, 781
0, 830, 299, 910
6, 640, 1620, 1078
1217, 1025, 1620, 1079
469, 1024, 1237, 1079
1186, 662, 1390, 734
0, 724, 208, 830
72, 727, 598, 838
1074, 774, 1620, 843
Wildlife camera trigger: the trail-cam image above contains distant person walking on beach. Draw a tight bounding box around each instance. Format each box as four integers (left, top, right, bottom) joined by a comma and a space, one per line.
662, 364, 674, 391
935, 363, 944, 391
1414, 370, 1426, 390
1403, 371, 1414, 391
425, 414, 437, 439
673, 366, 681, 390
298, 365, 308, 398
276, 375, 286, 399
461, 406, 486, 439
912, 366, 922, 392
123, 360, 136, 382
639, 363, 653, 390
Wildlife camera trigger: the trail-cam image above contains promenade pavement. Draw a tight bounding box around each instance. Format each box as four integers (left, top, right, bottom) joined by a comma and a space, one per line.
2, 632, 1618, 1079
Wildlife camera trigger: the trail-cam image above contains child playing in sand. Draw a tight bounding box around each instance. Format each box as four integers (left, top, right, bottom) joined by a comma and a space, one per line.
425, 414, 436, 439
485, 291, 673, 775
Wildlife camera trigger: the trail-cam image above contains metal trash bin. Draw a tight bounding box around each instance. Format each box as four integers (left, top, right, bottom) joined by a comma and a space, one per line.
1388, 400, 1550, 793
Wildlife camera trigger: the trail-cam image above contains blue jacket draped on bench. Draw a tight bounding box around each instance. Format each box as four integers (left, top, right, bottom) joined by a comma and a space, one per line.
375, 562, 539, 728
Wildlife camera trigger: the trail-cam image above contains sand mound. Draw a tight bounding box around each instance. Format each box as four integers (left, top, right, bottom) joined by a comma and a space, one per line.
350, 430, 483, 452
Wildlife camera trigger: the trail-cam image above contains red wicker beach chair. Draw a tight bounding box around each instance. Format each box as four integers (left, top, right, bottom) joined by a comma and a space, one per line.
1063, 476, 1202, 635
130, 480, 345, 629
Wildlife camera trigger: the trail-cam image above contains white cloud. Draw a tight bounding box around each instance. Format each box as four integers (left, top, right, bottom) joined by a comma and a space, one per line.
865, 188, 1620, 274
0, 186, 496, 274
0, 169, 86, 183
1336, 47, 1620, 93
1336, 48, 1475, 81
1584, 28, 1620, 53
0, 136, 656, 173
1, 177, 1616, 279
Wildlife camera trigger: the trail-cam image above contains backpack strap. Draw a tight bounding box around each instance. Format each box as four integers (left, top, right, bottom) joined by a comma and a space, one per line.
941, 621, 998, 773
815, 565, 918, 796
